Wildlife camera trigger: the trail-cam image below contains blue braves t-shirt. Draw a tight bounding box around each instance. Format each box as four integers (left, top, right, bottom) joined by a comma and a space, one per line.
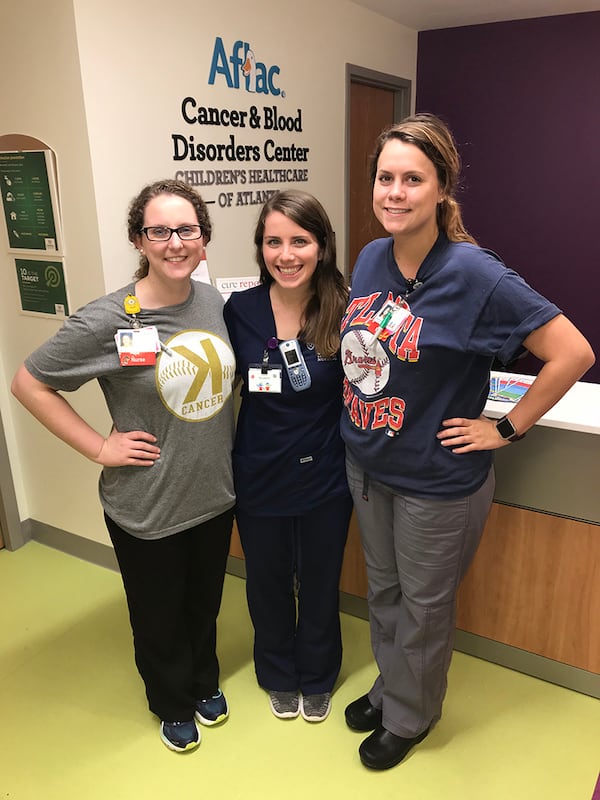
340, 233, 561, 498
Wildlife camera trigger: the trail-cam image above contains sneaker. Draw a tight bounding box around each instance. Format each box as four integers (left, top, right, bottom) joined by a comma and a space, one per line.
301, 692, 332, 722
194, 689, 229, 726
159, 720, 200, 752
268, 690, 300, 719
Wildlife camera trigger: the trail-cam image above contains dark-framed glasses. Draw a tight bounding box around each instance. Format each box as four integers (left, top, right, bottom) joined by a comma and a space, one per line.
141, 225, 202, 242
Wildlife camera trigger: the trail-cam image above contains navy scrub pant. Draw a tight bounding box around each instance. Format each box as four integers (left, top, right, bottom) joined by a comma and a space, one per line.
105, 508, 233, 722
236, 493, 353, 695
346, 455, 495, 738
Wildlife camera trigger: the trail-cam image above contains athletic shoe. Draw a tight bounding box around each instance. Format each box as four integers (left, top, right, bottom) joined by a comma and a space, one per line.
159, 720, 200, 752
301, 692, 332, 722
195, 689, 229, 726
268, 690, 300, 719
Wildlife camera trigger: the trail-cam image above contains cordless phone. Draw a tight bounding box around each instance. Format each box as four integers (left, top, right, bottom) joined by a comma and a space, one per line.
278, 339, 312, 392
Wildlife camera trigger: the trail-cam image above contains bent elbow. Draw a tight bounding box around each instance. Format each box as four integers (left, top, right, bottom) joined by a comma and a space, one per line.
11, 364, 39, 405
10, 367, 26, 402
577, 342, 596, 378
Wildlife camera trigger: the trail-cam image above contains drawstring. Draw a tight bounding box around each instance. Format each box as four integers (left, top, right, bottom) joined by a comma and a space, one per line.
362, 472, 369, 502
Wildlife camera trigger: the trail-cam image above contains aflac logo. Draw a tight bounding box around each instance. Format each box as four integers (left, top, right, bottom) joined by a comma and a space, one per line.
208, 37, 283, 96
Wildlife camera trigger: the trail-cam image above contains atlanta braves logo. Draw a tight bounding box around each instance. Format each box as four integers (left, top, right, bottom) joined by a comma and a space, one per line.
341, 330, 390, 395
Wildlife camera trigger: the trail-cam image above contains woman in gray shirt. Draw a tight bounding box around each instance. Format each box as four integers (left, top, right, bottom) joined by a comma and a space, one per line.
12, 179, 236, 754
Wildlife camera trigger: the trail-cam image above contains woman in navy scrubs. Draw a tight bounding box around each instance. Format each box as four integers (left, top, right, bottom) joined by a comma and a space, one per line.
224, 190, 352, 723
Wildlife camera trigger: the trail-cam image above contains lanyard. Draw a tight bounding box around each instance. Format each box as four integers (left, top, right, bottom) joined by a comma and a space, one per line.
261, 336, 279, 373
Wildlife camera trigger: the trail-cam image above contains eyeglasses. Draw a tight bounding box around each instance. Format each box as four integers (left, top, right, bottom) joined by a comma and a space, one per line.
141, 225, 202, 242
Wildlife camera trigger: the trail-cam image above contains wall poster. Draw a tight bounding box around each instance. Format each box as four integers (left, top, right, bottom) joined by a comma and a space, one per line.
0, 150, 62, 253
14, 257, 69, 317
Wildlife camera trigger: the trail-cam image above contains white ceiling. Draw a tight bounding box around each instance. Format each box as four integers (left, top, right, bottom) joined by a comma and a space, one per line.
351, 0, 600, 31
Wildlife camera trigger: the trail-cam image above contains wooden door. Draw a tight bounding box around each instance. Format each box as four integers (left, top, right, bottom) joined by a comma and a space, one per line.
346, 68, 411, 277
348, 81, 394, 273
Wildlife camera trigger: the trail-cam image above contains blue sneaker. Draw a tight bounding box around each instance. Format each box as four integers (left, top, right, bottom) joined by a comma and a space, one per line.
159, 720, 201, 752
194, 689, 229, 726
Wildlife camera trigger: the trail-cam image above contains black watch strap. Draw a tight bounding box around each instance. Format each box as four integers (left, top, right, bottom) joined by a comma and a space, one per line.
496, 415, 525, 442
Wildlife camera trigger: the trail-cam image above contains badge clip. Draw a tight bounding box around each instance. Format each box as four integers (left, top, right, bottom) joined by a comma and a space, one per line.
124, 294, 142, 329
122, 293, 171, 355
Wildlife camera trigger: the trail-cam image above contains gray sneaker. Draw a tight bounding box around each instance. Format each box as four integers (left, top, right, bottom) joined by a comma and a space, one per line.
301, 692, 332, 722
268, 690, 300, 719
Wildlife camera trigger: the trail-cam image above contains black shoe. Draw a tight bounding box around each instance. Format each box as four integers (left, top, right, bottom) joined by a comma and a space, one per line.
345, 694, 383, 732
359, 724, 429, 770
159, 720, 201, 752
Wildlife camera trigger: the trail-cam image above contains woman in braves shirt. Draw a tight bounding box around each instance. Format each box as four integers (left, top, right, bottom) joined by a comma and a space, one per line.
341, 114, 594, 770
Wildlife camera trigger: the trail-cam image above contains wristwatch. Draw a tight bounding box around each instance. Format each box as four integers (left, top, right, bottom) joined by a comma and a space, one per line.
496, 415, 525, 442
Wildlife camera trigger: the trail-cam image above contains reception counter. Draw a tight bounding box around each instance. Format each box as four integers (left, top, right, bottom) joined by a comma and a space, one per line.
229, 374, 600, 698
485, 372, 599, 522
454, 373, 599, 698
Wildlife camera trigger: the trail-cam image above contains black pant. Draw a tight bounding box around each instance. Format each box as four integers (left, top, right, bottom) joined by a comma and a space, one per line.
105, 509, 233, 721
236, 493, 352, 695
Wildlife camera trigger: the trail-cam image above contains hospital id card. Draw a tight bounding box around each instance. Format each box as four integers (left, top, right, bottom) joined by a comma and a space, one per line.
248, 365, 282, 393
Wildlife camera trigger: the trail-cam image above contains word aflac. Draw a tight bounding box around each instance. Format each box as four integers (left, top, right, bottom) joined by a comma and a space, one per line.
208, 37, 283, 97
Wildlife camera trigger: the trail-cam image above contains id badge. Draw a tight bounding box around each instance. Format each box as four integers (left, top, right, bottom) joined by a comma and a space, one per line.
115, 326, 160, 366
366, 300, 411, 342
248, 365, 282, 393
376, 300, 410, 332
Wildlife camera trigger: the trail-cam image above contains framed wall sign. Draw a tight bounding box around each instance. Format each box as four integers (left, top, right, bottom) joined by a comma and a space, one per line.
0, 150, 63, 254
14, 257, 69, 317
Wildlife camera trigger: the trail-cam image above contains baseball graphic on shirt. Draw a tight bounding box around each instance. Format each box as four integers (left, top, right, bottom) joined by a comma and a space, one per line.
341, 330, 390, 396
156, 330, 234, 421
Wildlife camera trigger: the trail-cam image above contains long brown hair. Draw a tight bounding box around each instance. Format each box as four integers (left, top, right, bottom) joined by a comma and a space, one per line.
370, 113, 477, 245
253, 190, 348, 358
127, 179, 213, 279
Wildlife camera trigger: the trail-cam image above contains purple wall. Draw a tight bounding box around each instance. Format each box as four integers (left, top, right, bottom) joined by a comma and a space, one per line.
417, 12, 599, 381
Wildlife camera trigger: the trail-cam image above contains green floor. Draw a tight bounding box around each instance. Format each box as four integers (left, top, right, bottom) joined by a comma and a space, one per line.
1, 541, 598, 799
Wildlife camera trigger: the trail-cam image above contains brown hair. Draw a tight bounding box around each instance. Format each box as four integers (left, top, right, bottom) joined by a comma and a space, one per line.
370, 113, 477, 245
127, 179, 212, 279
254, 190, 348, 357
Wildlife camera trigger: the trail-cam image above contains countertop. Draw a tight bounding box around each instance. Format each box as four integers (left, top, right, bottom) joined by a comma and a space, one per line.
484, 372, 600, 435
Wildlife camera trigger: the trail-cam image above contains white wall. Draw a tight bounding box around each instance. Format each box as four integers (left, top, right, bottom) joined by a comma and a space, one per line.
73, 0, 416, 290
1, 0, 111, 544
1, 0, 417, 545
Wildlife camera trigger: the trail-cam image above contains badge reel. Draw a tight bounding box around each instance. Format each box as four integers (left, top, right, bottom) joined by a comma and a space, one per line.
248, 337, 282, 393
116, 293, 168, 366
279, 339, 311, 392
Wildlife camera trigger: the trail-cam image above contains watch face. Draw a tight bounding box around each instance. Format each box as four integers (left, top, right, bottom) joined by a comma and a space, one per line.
496, 416, 516, 439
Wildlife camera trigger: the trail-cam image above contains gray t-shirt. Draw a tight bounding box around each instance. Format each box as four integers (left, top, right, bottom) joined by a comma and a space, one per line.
25, 281, 235, 539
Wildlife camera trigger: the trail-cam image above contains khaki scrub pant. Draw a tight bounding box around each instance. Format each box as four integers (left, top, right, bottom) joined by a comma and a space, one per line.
346, 455, 495, 738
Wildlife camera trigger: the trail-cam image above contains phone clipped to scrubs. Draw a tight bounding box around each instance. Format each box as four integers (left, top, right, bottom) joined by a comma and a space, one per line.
279, 339, 311, 392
